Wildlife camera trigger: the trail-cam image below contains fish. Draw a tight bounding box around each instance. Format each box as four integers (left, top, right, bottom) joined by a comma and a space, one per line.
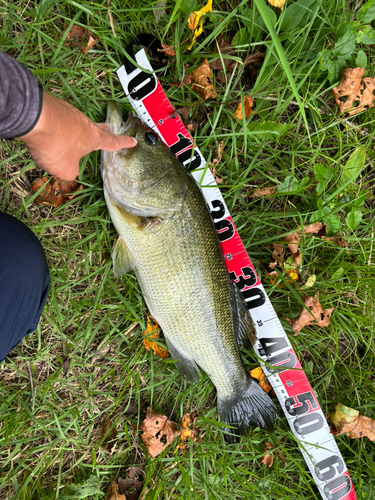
101, 102, 278, 442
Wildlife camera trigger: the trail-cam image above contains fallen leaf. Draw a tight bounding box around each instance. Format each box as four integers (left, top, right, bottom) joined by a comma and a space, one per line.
81, 32, 99, 54
332, 68, 375, 116
268, 223, 324, 277
282, 232, 300, 256
139, 407, 180, 458
62, 358, 70, 377
187, 0, 213, 50
210, 166, 223, 184
159, 42, 176, 57
301, 275, 317, 289
118, 468, 145, 500
30, 176, 83, 207
66, 24, 87, 41
321, 236, 349, 248
142, 317, 168, 359
329, 403, 375, 441
210, 35, 236, 73
65, 25, 99, 54
178, 413, 202, 451
248, 187, 277, 198
250, 366, 274, 395
100, 415, 118, 453
190, 58, 217, 100
261, 442, 274, 467
104, 481, 126, 500
268, 0, 285, 10
286, 293, 335, 333
234, 96, 254, 120
244, 53, 266, 67
209, 141, 224, 167
171, 65, 192, 88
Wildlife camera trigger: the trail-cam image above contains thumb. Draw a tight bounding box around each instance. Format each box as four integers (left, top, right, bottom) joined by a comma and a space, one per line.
95, 123, 137, 151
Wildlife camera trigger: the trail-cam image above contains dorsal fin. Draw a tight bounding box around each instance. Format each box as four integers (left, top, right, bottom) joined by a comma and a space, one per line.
229, 281, 256, 348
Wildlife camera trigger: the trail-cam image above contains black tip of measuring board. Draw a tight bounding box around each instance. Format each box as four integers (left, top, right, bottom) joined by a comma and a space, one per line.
123, 33, 169, 73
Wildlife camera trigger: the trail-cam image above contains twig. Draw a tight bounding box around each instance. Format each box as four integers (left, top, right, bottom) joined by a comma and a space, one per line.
368, 227, 374, 268
107, 0, 116, 37
27, 362, 35, 413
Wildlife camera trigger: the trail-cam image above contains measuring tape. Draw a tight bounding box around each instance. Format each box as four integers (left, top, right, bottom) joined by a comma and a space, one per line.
116, 48, 356, 500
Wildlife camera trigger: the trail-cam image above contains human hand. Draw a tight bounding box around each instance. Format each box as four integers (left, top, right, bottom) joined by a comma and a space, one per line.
19, 91, 137, 181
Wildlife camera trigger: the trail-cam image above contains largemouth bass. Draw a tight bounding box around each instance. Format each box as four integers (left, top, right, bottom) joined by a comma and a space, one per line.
101, 102, 278, 442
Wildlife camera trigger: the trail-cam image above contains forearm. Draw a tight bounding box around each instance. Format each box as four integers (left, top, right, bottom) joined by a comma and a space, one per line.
0, 52, 42, 139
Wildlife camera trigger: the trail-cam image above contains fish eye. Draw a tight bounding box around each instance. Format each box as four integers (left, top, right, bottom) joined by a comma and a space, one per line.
145, 131, 158, 145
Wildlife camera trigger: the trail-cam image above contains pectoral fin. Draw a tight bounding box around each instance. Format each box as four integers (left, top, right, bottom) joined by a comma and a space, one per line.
229, 281, 256, 348
112, 236, 135, 276
165, 337, 201, 383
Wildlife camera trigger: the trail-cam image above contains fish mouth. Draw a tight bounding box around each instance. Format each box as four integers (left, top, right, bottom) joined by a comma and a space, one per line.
105, 102, 138, 135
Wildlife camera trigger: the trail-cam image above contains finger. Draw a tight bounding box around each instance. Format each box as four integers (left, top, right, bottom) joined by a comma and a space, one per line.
96, 123, 110, 132
96, 128, 137, 151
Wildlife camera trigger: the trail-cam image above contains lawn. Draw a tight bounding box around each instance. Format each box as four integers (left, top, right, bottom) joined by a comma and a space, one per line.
0, 1, 375, 499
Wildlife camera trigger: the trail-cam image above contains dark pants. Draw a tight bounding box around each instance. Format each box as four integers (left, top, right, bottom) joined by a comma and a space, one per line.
0, 213, 50, 362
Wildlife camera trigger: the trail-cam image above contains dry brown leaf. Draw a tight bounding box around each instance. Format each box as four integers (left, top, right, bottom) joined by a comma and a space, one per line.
282, 232, 300, 256
210, 167, 224, 184
261, 442, 274, 467
187, 0, 212, 50
139, 407, 180, 458
209, 141, 224, 166
268, 0, 285, 10
234, 96, 254, 120
332, 67, 375, 116
142, 317, 168, 359
159, 42, 176, 57
178, 413, 202, 451
329, 403, 375, 441
105, 481, 126, 500
322, 236, 349, 247
65, 25, 99, 54
286, 293, 335, 333
62, 358, 70, 377
250, 366, 274, 395
248, 187, 277, 198
30, 176, 83, 207
190, 58, 217, 100
118, 468, 145, 500
81, 32, 99, 54
100, 415, 118, 453
210, 35, 236, 73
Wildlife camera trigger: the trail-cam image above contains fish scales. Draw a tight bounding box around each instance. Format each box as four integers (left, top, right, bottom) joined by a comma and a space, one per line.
101, 102, 278, 442
108, 173, 246, 399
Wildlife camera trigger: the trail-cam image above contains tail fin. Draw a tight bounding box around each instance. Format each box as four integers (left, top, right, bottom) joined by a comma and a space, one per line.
217, 376, 279, 443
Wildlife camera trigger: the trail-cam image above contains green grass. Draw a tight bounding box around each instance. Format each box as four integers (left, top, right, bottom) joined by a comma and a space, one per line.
1, 0, 375, 499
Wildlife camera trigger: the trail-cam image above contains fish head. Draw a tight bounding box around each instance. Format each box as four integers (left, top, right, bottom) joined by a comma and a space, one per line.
101, 102, 188, 221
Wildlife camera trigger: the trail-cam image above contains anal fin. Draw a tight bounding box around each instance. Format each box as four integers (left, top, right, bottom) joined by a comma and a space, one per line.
165, 337, 201, 383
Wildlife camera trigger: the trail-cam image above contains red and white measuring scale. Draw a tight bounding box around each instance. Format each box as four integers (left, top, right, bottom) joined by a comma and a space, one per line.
116, 49, 356, 500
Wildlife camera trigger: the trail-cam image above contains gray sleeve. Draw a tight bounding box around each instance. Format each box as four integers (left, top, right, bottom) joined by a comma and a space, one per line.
0, 52, 43, 139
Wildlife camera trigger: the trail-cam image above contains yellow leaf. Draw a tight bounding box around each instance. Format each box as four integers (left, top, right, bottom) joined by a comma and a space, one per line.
187, 0, 213, 50
143, 317, 168, 359
234, 96, 254, 120
178, 412, 202, 451
250, 366, 274, 394
329, 403, 375, 441
268, 0, 285, 10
